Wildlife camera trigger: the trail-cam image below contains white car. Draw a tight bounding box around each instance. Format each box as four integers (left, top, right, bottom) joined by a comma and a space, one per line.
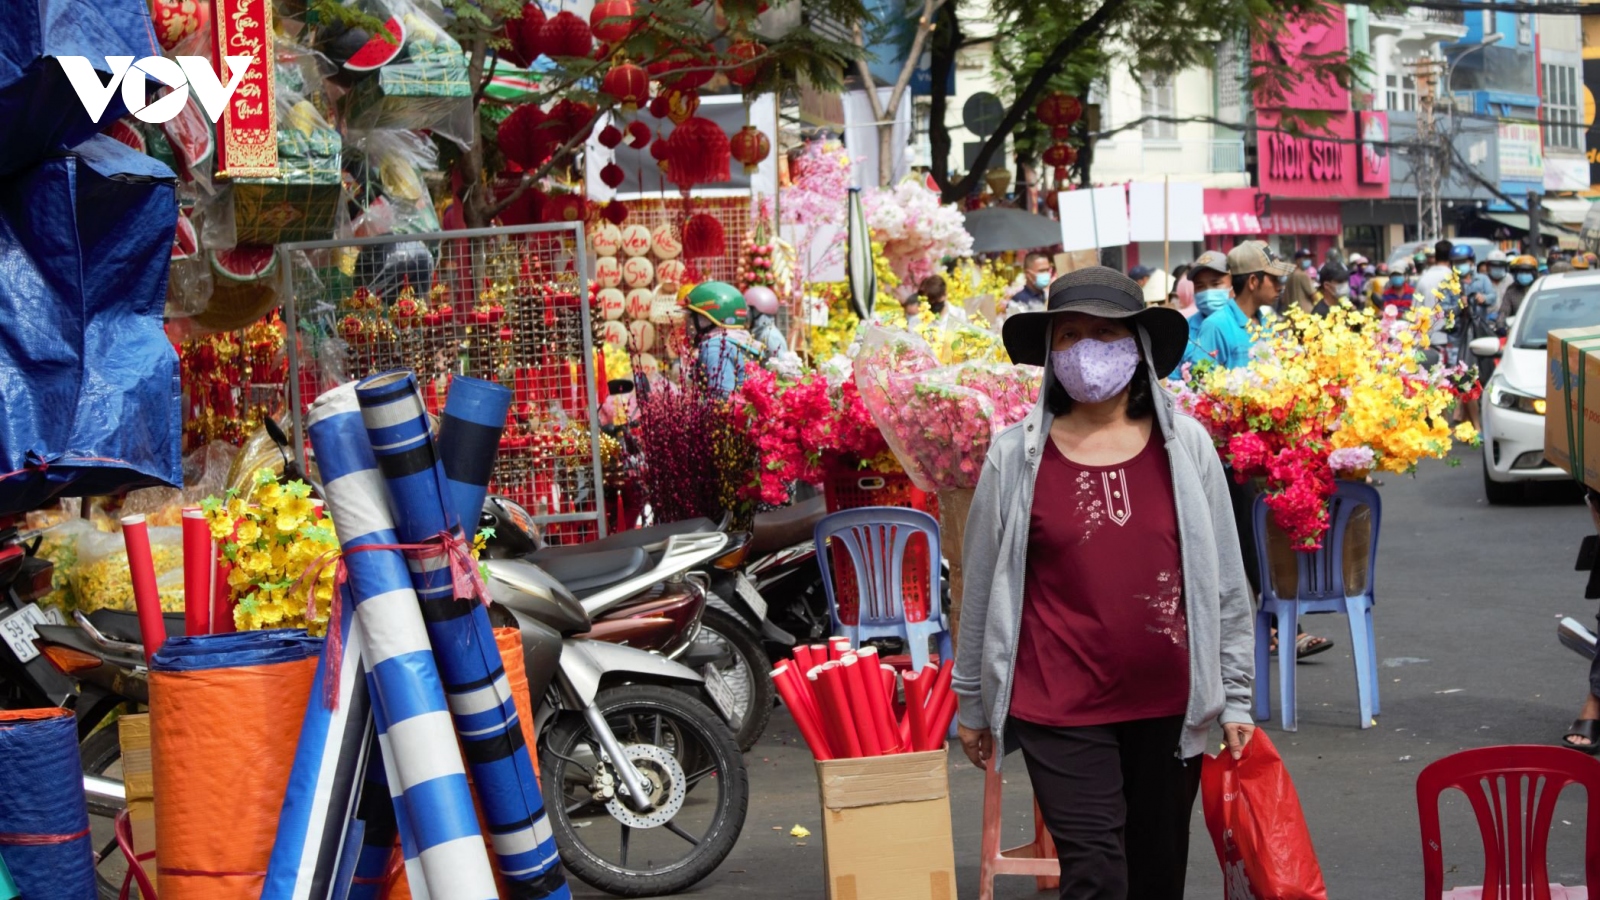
1475, 271, 1600, 503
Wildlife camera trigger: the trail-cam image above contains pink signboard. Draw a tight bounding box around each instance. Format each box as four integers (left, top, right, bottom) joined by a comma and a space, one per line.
1203, 190, 1343, 236
1359, 111, 1390, 184
1256, 111, 1388, 199
1251, 5, 1350, 112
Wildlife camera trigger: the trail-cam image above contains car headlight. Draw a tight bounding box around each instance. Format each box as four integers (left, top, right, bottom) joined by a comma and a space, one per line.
1488, 380, 1546, 415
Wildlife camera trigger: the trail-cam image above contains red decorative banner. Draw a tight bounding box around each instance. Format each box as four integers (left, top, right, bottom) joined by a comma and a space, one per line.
212, 0, 278, 178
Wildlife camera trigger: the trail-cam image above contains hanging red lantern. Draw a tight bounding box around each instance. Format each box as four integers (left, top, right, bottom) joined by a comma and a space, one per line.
598, 124, 624, 148
497, 182, 545, 226
1053, 166, 1069, 182
602, 199, 629, 224
1036, 92, 1082, 128
497, 104, 551, 169
626, 120, 652, 148
665, 116, 729, 186
650, 135, 671, 172
601, 62, 650, 113
600, 162, 626, 188
1042, 143, 1077, 168
541, 11, 593, 58
153, 0, 210, 52
543, 193, 588, 223
648, 94, 670, 119
726, 40, 766, 88
682, 213, 725, 259
504, 2, 546, 65
729, 125, 770, 174
665, 89, 699, 125
589, 0, 636, 44
545, 98, 596, 148
1051, 126, 1071, 141
1044, 190, 1060, 212
650, 45, 713, 92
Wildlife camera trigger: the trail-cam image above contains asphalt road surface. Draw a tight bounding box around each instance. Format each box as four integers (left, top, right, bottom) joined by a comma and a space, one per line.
572, 450, 1597, 899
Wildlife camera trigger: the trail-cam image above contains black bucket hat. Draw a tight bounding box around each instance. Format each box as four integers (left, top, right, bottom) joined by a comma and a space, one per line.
1001, 266, 1189, 377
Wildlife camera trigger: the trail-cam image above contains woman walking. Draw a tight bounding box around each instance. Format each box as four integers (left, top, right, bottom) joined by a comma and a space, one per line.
952, 267, 1257, 900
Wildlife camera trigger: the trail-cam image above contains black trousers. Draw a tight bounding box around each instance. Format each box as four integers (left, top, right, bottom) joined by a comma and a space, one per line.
1012, 716, 1202, 900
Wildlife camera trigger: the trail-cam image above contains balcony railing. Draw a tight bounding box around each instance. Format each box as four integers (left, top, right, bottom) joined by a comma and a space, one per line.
1375, 6, 1465, 27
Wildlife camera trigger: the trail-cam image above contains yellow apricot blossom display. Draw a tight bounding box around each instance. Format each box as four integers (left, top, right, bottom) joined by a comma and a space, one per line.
201, 469, 337, 634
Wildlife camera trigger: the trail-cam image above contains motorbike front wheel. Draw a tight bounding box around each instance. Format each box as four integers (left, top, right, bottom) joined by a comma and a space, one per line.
697, 607, 773, 752
541, 685, 748, 897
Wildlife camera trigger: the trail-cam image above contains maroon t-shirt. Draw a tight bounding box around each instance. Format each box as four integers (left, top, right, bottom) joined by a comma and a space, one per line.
1009, 430, 1190, 727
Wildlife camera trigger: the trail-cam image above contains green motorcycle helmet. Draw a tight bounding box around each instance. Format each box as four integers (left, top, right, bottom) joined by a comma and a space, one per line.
685, 281, 750, 329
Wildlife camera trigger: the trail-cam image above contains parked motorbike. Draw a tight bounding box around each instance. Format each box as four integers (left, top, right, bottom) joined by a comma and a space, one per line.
0, 522, 77, 713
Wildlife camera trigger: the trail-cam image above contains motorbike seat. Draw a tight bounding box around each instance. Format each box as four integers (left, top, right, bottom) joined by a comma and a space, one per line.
748, 496, 827, 556
88, 609, 186, 644
528, 547, 651, 598
532, 516, 721, 558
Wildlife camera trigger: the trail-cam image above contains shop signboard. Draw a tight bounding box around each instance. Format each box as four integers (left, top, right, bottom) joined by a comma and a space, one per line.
1359, 111, 1389, 184
1585, 50, 1600, 195
1498, 120, 1545, 183
1256, 111, 1389, 199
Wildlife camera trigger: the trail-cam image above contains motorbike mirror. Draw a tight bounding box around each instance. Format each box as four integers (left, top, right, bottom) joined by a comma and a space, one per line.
264, 416, 290, 448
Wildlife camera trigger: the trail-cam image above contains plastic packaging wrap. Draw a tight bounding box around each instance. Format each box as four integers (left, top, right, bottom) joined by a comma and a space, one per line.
0, 709, 95, 899
306, 382, 498, 900
354, 372, 565, 898
0, 135, 179, 515
149, 631, 322, 900
338, 0, 474, 148
227, 88, 344, 245
346, 131, 443, 238
65, 526, 185, 615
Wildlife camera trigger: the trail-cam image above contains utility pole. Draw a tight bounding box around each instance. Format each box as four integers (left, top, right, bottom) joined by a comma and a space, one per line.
1528, 190, 1542, 255
1413, 55, 1444, 240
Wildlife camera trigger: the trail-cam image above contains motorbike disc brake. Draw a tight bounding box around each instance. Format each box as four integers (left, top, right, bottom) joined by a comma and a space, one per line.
602, 744, 687, 829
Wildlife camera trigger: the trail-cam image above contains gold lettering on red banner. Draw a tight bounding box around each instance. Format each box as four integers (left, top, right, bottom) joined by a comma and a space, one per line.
212, 0, 277, 178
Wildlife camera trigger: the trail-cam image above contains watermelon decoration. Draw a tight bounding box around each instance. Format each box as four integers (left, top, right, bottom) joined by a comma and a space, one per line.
105, 119, 146, 154
171, 212, 198, 261
343, 17, 407, 72
212, 245, 279, 282
161, 101, 213, 182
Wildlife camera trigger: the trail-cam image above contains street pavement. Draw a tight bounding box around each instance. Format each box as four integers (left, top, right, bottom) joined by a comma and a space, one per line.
572, 449, 1597, 899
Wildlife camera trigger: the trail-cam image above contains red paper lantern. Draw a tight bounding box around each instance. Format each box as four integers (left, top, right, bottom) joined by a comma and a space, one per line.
497, 182, 545, 226
1053, 166, 1069, 182
602, 200, 629, 224
497, 104, 551, 169
504, 2, 546, 66
544, 193, 588, 223
601, 62, 650, 112
648, 94, 670, 119
153, 0, 210, 52
541, 11, 592, 58
589, 0, 636, 44
726, 40, 766, 88
665, 116, 729, 186
665, 89, 699, 125
600, 162, 626, 188
1042, 143, 1077, 168
1037, 92, 1082, 128
729, 125, 770, 174
546, 98, 597, 148
682, 213, 724, 259
598, 124, 624, 148
649, 136, 671, 172
650, 45, 713, 92
1044, 190, 1060, 212
1051, 126, 1071, 141
626, 120, 651, 148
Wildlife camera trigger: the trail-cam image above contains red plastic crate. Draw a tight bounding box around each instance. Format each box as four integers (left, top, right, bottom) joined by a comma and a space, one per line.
821, 461, 939, 625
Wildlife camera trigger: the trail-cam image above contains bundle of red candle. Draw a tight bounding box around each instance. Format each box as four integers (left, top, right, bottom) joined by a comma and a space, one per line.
770, 636, 957, 760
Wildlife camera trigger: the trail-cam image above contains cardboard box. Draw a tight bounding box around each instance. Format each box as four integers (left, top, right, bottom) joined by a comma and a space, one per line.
1545, 327, 1600, 490
815, 750, 955, 900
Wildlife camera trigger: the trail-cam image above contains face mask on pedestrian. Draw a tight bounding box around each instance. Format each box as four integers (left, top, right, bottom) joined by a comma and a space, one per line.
1033, 271, 1051, 289
1515, 271, 1534, 286
1488, 266, 1507, 280
1454, 262, 1473, 276
1330, 283, 1350, 299
1362, 265, 1375, 276
1389, 275, 1405, 289
1051, 336, 1141, 405
1194, 288, 1229, 316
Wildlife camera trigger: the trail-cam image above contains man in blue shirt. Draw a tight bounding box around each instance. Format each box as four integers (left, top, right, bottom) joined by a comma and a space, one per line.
1181, 250, 1231, 369
1197, 241, 1291, 369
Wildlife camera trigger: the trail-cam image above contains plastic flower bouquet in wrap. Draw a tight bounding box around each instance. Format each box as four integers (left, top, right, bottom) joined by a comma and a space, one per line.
730, 364, 892, 505
854, 326, 1042, 491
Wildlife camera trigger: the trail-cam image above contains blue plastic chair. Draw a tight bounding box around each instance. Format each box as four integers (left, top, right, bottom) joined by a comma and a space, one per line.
1251, 480, 1382, 732
814, 507, 951, 672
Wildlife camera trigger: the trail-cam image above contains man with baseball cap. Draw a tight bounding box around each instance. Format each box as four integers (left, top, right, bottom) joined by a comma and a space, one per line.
1196, 241, 1292, 369
1182, 250, 1230, 367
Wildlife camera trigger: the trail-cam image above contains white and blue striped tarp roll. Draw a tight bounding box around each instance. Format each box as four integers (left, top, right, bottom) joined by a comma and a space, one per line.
306, 382, 497, 900
356, 371, 568, 900
354, 669, 429, 900
261, 584, 373, 900
438, 375, 512, 536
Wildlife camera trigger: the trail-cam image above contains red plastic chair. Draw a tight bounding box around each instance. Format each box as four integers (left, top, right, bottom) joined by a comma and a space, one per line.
978, 753, 1059, 900
1417, 745, 1600, 900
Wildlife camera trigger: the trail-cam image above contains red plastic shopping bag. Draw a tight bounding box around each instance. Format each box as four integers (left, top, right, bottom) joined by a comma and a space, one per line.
1201, 730, 1328, 900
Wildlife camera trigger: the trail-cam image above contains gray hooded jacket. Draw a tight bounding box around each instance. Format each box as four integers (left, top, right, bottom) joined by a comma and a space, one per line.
951, 330, 1256, 763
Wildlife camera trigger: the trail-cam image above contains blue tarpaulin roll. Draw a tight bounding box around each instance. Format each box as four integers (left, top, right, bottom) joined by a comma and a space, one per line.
307, 381, 497, 900
438, 376, 512, 536
356, 370, 567, 900
0, 708, 94, 900
261, 589, 374, 900
345, 721, 406, 900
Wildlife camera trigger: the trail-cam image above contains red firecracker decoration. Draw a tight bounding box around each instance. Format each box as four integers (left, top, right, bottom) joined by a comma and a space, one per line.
602, 199, 630, 224
544, 193, 588, 223
498, 104, 551, 169
1042, 143, 1077, 168
727, 40, 766, 88
600, 162, 626, 188
665, 89, 699, 125
504, 2, 546, 66
541, 11, 593, 58
1037, 92, 1082, 128
601, 62, 650, 112
598, 124, 624, 148
626, 120, 652, 148
589, 0, 636, 44
682, 213, 724, 259
649, 136, 671, 172
665, 116, 729, 186
729, 125, 770, 174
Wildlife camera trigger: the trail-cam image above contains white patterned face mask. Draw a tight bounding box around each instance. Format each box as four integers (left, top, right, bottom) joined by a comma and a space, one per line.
1051, 336, 1139, 404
